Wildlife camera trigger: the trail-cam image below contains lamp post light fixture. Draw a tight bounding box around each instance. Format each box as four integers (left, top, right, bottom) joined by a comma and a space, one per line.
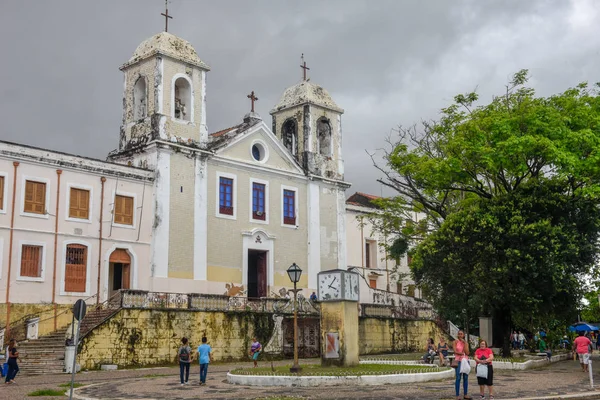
287, 262, 302, 373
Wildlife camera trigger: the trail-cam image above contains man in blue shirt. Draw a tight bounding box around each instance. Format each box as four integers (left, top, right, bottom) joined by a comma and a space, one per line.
197, 336, 212, 386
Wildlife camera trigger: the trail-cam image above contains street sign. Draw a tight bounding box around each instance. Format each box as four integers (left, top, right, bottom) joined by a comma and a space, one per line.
73, 299, 87, 321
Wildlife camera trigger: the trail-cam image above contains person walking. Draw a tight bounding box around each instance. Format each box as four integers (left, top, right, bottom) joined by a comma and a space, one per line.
178, 337, 192, 385
453, 330, 471, 400
249, 337, 262, 368
475, 340, 494, 400
573, 331, 592, 372
197, 336, 212, 386
438, 337, 450, 366
511, 331, 518, 350
4, 339, 18, 384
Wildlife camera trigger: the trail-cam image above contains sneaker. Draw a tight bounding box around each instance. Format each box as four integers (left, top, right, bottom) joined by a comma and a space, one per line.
181, 383, 185, 386
480, 396, 485, 400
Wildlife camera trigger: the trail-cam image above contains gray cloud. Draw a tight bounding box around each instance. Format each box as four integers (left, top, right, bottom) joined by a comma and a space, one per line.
1, 0, 599, 196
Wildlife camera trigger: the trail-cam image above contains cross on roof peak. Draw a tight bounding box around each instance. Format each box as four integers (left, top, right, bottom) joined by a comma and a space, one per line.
161, 0, 173, 32
300, 53, 310, 81
247, 91, 259, 113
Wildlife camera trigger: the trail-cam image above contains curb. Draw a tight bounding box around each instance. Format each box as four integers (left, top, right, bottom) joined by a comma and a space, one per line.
503, 391, 600, 400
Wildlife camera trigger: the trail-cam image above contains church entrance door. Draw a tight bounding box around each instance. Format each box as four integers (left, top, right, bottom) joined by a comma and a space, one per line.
247, 250, 267, 298
109, 249, 131, 299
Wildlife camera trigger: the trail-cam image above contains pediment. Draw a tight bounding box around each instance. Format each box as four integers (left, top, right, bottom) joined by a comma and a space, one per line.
214, 122, 304, 175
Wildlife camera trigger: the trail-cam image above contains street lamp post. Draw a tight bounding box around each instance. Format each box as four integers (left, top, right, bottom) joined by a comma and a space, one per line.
287, 263, 302, 373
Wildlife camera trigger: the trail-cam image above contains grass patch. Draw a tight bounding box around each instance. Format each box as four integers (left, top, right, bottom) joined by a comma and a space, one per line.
232, 363, 447, 377
361, 353, 423, 361
58, 382, 85, 388
28, 388, 67, 396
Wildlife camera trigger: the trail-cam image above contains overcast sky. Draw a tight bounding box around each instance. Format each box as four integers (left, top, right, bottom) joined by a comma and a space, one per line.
1, 0, 599, 196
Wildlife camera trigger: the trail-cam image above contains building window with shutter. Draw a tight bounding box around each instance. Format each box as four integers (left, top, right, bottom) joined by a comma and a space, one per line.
24, 180, 46, 215
69, 187, 90, 220
20, 244, 43, 278
369, 278, 377, 289
252, 182, 266, 221
219, 177, 234, 216
283, 189, 296, 225
0, 176, 5, 211
114, 194, 134, 225
64, 244, 87, 293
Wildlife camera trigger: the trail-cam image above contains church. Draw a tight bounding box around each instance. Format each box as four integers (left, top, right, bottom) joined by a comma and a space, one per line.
0, 29, 351, 320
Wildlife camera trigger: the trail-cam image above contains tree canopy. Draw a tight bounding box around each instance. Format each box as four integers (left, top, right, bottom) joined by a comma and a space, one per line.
373, 70, 600, 352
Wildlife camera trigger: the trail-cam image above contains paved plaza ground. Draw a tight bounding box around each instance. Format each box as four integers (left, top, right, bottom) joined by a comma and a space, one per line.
3, 357, 600, 399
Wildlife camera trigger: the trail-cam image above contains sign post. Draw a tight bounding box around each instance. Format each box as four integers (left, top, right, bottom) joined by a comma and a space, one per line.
69, 299, 87, 400
589, 359, 594, 389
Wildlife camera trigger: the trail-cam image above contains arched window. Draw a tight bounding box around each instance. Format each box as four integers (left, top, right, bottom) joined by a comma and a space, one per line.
317, 118, 332, 156
133, 77, 147, 120
174, 77, 191, 121
282, 119, 297, 156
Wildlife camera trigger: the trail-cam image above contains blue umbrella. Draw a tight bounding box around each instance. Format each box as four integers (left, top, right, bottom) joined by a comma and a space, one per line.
569, 322, 599, 332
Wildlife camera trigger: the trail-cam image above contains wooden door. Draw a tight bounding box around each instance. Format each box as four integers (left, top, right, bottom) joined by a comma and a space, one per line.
122, 264, 131, 290
257, 252, 267, 298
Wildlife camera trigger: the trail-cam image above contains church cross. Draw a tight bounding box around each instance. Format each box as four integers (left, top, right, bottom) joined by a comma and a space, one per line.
247, 91, 259, 113
300, 53, 310, 81
161, 0, 173, 32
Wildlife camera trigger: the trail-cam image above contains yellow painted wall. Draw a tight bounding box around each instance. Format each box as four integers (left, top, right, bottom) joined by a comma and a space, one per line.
78, 308, 275, 370
320, 301, 359, 367
0, 303, 73, 341
168, 155, 195, 277
358, 317, 447, 354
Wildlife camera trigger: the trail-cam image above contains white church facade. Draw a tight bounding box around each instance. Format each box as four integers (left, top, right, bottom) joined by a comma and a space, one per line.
0, 31, 351, 316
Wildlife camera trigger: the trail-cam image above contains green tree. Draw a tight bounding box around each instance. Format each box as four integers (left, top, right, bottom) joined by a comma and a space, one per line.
373, 70, 600, 354
580, 290, 600, 323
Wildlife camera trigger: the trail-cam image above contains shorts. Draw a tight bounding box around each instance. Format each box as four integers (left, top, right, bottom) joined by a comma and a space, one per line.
578, 353, 590, 365
252, 351, 260, 360
476, 365, 493, 386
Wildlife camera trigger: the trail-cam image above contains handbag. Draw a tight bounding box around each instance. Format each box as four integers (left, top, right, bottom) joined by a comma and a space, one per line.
459, 358, 471, 375
451, 359, 459, 368
476, 364, 488, 379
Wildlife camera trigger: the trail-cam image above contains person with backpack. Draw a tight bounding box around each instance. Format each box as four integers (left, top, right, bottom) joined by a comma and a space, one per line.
197, 336, 213, 386
178, 337, 192, 385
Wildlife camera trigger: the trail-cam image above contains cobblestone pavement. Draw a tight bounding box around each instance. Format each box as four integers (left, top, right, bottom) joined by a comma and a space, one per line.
2, 358, 600, 399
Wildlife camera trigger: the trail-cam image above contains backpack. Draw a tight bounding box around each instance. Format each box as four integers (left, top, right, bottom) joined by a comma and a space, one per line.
180, 346, 190, 362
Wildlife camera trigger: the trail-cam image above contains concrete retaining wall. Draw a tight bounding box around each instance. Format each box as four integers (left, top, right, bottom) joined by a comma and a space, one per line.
227, 368, 454, 387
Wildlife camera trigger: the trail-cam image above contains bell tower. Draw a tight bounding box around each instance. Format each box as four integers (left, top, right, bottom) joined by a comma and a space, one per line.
270, 58, 344, 181
113, 31, 210, 161
108, 26, 211, 286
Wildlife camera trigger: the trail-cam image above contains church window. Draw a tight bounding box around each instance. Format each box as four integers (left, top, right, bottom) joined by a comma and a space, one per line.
114, 195, 134, 225
219, 177, 234, 215
252, 145, 261, 161
20, 244, 43, 278
252, 183, 266, 221
133, 76, 147, 120
250, 141, 268, 163
283, 189, 296, 225
24, 180, 46, 215
282, 119, 297, 156
173, 77, 192, 121
69, 188, 90, 220
0, 176, 4, 210
65, 244, 87, 293
317, 118, 332, 156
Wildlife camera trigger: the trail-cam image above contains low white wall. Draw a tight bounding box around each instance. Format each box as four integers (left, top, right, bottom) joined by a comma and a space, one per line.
227, 368, 453, 387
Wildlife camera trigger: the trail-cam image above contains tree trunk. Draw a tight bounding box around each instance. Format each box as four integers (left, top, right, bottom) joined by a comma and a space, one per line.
492, 307, 512, 357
